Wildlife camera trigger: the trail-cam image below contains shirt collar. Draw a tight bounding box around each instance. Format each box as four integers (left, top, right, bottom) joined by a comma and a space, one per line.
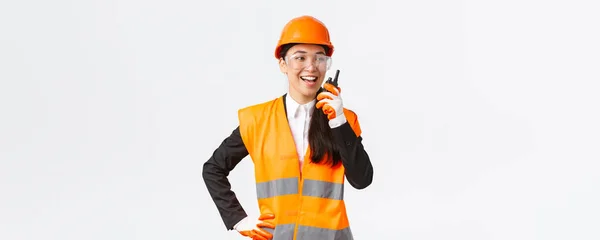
285, 93, 316, 118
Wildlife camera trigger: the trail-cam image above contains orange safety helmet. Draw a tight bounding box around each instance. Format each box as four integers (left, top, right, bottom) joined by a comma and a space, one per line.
274, 15, 335, 59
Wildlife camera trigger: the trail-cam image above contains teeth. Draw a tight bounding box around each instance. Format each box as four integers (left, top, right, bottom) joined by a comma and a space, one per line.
301, 76, 317, 81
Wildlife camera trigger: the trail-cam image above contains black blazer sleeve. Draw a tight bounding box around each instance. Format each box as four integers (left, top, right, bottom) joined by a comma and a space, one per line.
202, 126, 249, 230
331, 122, 374, 189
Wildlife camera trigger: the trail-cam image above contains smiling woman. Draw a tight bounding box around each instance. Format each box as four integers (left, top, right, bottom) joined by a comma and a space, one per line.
202, 15, 374, 240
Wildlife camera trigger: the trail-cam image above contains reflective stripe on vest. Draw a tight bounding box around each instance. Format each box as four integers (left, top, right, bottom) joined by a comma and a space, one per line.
256, 177, 344, 200
265, 224, 353, 240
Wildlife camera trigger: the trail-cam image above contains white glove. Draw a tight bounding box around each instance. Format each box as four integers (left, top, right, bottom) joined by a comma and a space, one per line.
316, 84, 347, 128
233, 214, 275, 240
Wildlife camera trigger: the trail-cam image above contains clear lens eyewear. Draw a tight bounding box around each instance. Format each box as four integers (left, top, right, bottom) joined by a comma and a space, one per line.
285, 53, 332, 70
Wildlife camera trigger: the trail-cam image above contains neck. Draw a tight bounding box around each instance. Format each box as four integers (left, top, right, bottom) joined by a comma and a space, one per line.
288, 90, 315, 105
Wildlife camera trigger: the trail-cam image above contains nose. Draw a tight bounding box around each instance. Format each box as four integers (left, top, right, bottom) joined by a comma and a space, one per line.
304, 60, 317, 71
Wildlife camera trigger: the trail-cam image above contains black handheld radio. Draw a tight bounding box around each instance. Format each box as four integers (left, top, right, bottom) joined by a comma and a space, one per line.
323, 69, 340, 91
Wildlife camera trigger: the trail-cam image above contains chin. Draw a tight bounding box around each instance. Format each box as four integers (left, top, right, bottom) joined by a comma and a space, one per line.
299, 88, 317, 97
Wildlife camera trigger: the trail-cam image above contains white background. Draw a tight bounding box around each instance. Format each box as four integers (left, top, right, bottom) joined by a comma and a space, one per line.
1, 0, 599, 239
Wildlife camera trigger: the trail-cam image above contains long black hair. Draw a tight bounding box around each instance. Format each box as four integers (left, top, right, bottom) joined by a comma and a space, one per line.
279, 43, 342, 167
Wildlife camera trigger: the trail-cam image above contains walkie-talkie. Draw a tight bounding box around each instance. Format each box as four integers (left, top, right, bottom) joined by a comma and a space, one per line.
323, 69, 340, 92
318, 69, 341, 119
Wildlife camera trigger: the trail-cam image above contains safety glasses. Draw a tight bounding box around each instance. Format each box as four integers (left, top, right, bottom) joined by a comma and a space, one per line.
285, 53, 332, 70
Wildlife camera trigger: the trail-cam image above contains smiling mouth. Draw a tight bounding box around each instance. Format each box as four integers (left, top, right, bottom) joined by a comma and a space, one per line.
300, 76, 317, 82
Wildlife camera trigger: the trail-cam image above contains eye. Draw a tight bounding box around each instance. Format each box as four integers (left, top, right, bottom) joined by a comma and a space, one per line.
295, 56, 306, 61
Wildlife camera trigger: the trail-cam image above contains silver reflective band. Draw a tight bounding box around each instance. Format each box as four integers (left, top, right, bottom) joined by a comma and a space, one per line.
256, 178, 344, 200
302, 179, 344, 200
265, 223, 295, 239
266, 224, 354, 240
296, 226, 354, 240
256, 177, 299, 199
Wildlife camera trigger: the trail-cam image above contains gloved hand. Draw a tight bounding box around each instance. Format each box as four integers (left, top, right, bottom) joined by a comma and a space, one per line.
234, 213, 276, 240
316, 83, 347, 128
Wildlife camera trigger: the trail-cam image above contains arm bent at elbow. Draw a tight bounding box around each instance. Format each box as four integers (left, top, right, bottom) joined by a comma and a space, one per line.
331, 122, 374, 189
202, 126, 250, 230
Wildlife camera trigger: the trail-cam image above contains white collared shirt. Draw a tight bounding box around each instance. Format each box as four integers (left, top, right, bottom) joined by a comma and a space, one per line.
285, 94, 315, 171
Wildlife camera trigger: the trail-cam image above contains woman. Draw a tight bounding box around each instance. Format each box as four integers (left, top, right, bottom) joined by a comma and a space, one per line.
202, 15, 374, 240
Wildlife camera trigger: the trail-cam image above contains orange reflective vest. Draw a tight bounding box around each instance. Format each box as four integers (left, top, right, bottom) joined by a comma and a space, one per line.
238, 95, 362, 240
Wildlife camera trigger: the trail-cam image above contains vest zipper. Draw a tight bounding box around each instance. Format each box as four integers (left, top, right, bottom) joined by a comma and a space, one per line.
292, 159, 308, 239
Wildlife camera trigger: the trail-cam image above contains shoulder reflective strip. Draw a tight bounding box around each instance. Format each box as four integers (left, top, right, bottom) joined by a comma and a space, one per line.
301, 179, 344, 200
296, 225, 353, 240
264, 223, 295, 239
255, 177, 299, 199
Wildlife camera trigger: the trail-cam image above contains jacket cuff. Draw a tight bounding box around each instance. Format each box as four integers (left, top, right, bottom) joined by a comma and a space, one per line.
328, 113, 347, 128
226, 212, 248, 230
232, 216, 247, 230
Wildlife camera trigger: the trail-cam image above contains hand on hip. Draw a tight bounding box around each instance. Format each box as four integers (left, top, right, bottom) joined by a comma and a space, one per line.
235, 213, 275, 240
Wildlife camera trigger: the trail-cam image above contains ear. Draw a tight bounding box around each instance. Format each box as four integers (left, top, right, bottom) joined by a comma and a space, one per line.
278, 58, 287, 74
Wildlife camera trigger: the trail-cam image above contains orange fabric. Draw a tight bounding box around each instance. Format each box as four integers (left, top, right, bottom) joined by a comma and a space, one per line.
238, 96, 361, 239
274, 15, 335, 59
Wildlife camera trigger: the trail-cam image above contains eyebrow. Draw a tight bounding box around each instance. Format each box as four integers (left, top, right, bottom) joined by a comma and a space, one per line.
291, 50, 326, 55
